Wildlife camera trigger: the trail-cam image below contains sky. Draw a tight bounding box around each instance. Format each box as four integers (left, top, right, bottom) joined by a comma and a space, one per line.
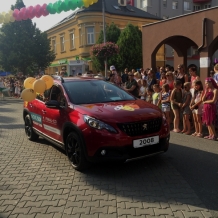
0, 0, 75, 32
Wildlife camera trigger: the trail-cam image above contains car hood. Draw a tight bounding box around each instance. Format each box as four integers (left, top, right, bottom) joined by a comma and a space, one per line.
75, 100, 162, 123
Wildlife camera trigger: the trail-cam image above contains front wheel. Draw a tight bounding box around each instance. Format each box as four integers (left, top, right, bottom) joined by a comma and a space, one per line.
65, 132, 88, 171
24, 114, 39, 141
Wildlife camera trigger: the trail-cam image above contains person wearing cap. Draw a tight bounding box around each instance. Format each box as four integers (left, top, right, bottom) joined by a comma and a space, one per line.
110, 65, 122, 87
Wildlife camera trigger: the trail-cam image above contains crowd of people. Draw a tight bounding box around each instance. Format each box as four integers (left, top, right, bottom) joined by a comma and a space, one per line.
1, 64, 218, 140
107, 64, 218, 140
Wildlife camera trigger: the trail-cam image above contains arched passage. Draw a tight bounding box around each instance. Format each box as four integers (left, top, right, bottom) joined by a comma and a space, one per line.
151, 35, 199, 71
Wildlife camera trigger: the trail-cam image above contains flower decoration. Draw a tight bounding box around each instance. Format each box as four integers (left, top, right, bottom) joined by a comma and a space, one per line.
90, 42, 119, 58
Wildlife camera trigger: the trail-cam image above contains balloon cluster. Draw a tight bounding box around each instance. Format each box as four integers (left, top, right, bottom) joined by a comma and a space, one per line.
0, 0, 98, 24
0, 10, 15, 24
21, 75, 54, 102
13, 4, 49, 21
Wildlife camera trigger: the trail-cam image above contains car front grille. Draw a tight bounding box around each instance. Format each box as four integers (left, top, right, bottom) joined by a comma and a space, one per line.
117, 118, 162, 136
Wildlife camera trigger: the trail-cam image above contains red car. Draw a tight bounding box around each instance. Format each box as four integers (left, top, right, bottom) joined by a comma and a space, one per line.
23, 76, 170, 170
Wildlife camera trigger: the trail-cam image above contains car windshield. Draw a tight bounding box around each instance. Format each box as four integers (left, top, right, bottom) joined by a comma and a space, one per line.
63, 80, 135, 104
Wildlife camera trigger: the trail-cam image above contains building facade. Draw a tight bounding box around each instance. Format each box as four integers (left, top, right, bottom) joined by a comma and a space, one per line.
131, 0, 218, 19
130, 0, 218, 69
142, 6, 218, 82
45, 0, 163, 76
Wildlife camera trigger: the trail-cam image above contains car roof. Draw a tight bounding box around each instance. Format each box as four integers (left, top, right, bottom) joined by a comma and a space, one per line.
52, 76, 102, 84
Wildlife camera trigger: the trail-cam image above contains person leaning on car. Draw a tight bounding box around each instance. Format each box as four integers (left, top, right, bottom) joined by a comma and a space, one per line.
123, 72, 139, 98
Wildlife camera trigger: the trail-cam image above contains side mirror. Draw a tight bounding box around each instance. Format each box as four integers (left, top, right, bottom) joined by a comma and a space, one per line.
45, 100, 61, 109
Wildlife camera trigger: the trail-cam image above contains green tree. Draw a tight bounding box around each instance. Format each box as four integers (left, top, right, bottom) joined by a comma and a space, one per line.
0, 0, 55, 74
97, 23, 121, 44
117, 24, 142, 71
92, 23, 121, 71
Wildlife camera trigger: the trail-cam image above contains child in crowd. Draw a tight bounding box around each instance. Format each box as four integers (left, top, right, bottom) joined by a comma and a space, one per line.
146, 88, 153, 103
181, 82, 192, 135
190, 80, 203, 137
189, 67, 200, 97
14, 81, 21, 98
139, 79, 147, 100
161, 84, 171, 125
152, 84, 161, 108
202, 78, 218, 140
170, 80, 183, 133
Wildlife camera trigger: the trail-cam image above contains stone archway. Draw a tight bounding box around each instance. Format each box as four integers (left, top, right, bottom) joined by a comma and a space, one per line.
142, 7, 218, 83
150, 35, 198, 71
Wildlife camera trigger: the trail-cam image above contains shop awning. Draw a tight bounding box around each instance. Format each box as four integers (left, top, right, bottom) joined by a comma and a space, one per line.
50, 59, 68, 67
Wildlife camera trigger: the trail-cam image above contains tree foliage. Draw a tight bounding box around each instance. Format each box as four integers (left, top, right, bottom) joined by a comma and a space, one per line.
92, 23, 121, 71
92, 23, 142, 72
117, 24, 142, 71
97, 23, 121, 44
0, 0, 55, 74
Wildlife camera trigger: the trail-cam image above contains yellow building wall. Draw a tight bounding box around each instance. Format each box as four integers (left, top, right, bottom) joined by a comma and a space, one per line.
46, 11, 164, 75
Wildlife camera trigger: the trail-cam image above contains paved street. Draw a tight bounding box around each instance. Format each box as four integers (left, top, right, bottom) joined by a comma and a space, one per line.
0, 98, 218, 218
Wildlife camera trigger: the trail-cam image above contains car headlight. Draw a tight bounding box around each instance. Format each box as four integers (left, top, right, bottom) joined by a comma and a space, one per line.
84, 115, 117, 133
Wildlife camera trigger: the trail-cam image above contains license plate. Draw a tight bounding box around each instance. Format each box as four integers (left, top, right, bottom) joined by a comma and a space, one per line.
133, 136, 159, 148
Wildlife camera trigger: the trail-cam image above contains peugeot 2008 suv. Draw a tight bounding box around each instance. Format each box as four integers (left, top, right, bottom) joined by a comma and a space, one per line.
23, 76, 170, 170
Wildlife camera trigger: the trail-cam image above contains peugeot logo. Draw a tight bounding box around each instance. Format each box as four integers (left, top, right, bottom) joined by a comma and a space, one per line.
143, 124, 148, 130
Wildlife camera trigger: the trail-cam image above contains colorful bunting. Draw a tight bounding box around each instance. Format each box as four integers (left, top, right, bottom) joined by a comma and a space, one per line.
0, 0, 98, 24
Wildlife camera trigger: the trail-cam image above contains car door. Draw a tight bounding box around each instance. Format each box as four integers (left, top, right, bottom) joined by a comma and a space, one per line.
28, 97, 45, 134
41, 85, 67, 143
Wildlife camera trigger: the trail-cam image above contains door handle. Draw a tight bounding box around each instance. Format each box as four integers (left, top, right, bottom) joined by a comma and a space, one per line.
42, 110, 47, 114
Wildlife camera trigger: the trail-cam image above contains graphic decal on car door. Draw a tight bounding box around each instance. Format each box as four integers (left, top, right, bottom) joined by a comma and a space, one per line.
30, 112, 42, 127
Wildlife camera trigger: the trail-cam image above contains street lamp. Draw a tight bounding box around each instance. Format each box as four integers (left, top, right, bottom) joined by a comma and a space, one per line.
102, 0, 107, 77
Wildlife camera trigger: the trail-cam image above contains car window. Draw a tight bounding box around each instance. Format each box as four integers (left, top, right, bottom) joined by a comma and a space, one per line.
36, 89, 51, 102
50, 85, 66, 107
63, 80, 135, 104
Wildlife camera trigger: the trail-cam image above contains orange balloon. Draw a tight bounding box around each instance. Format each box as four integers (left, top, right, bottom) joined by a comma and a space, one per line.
33, 79, 46, 94
40, 75, 54, 90
24, 77, 36, 89
21, 89, 36, 102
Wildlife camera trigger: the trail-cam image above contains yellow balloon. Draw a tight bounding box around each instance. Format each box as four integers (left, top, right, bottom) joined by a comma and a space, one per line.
33, 79, 46, 94
21, 89, 36, 102
83, 0, 90, 7
40, 75, 54, 90
24, 77, 36, 89
0, 14, 4, 23
10, 16, 15, 22
8, 10, 13, 15
4, 14, 10, 23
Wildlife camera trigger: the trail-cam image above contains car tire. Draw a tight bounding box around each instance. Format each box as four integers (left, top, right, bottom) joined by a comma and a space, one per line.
24, 114, 39, 141
66, 132, 88, 171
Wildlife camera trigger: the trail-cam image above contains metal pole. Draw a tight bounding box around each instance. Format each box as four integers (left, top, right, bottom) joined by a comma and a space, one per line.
102, 0, 107, 78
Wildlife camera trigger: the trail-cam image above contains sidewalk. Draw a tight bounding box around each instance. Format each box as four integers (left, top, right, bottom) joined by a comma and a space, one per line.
0, 98, 216, 218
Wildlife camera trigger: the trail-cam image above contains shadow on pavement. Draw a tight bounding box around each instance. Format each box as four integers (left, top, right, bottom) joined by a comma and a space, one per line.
78, 144, 218, 216
166, 142, 218, 217
0, 115, 18, 124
